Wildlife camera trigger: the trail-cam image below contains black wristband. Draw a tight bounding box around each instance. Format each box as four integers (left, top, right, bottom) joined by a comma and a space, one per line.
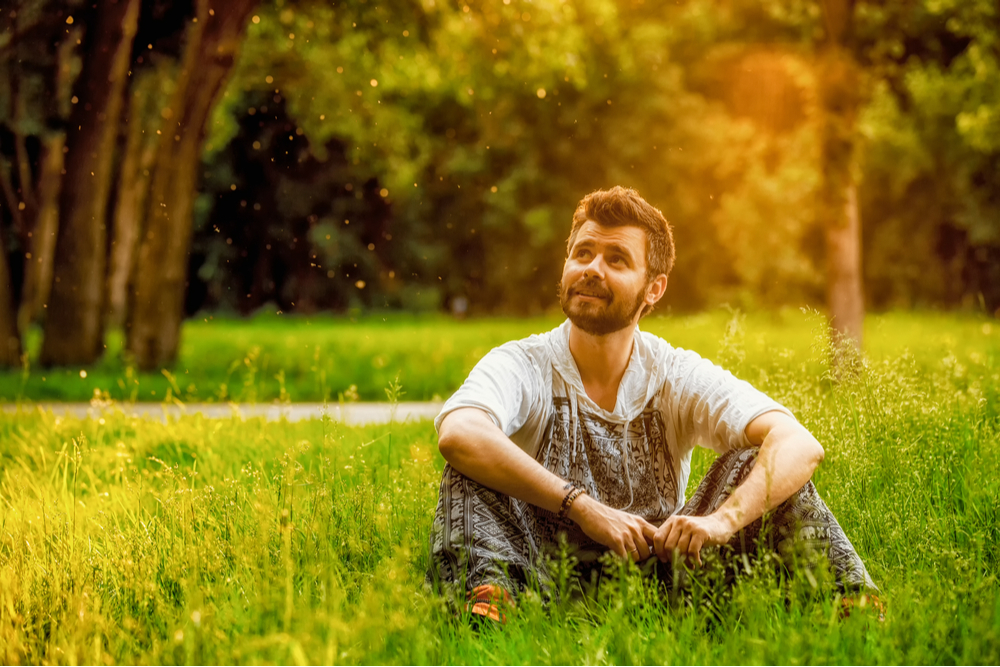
559, 485, 587, 520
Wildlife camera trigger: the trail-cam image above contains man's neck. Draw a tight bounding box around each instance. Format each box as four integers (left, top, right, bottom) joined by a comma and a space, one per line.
567, 323, 636, 412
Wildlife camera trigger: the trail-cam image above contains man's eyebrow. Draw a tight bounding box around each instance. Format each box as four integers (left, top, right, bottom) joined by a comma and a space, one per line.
605, 243, 636, 260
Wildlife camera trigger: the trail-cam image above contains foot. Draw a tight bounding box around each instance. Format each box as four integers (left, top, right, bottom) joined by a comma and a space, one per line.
463, 584, 514, 625
840, 593, 886, 622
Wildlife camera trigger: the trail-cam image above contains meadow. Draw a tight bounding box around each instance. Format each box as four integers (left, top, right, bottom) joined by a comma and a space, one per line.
1, 310, 999, 664
0, 308, 997, 403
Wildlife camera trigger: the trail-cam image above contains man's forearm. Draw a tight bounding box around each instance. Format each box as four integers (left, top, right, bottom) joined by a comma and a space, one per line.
713, 414, 825, 535
653, 410, 825, 563
437, 407, 570, 514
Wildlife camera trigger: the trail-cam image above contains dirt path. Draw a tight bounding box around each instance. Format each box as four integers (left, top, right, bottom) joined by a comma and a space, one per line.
1, 401, 444, 425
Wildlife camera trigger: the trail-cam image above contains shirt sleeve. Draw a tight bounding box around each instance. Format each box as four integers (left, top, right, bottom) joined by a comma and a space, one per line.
663, 348, 794, 454
434, 343, 540, 437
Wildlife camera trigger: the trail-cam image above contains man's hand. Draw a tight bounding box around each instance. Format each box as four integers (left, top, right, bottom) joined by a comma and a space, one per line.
568, 494, 658, 562
653, 513, 734, 565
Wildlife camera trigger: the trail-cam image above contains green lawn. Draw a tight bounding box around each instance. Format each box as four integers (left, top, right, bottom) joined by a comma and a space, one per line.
2, 308, 998, 403
1, 311, 999, 663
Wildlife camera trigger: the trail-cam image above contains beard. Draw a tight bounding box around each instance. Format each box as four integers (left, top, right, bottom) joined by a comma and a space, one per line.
559, 275, 648, 336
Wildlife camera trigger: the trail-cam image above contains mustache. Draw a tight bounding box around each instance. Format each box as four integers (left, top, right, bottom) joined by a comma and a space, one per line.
567, 277, 612, 300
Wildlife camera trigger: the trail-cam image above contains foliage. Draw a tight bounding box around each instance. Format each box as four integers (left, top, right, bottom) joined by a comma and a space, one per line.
199, 0, 723, 314
2, 316, 1000, 662
194, 0, 804, 314
857, 0, 1000, 309
183, 0, 1000, 318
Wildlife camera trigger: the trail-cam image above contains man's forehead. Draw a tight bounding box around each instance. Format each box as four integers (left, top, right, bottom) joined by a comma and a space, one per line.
572, 220, 646, 251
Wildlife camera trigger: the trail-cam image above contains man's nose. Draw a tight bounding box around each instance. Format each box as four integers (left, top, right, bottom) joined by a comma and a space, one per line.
582, 254, 606, 279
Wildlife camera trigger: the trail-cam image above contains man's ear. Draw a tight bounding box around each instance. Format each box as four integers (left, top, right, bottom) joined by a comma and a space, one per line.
645, 274, 668, 306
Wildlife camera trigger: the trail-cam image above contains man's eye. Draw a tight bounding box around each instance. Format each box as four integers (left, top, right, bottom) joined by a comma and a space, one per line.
610, 256, 624, 265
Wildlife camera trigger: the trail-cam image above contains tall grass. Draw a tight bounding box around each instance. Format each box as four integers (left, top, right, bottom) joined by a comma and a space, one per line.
1, 313, 999, 664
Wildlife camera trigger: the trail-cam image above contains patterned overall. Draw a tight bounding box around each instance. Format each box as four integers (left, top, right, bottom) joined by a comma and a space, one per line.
428, 397, 877, 600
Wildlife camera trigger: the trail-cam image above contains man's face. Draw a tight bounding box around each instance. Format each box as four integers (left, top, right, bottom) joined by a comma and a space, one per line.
559, 220, 653, 336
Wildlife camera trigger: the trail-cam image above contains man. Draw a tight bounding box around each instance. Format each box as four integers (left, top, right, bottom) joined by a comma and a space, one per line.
428, 186, 877, 623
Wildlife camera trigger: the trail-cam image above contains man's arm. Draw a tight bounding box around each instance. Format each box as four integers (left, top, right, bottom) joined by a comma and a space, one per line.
652, 410, 825, 564
438, 407, 658, 560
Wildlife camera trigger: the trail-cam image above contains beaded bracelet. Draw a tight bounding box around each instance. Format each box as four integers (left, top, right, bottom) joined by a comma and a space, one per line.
559, 485, 587, 520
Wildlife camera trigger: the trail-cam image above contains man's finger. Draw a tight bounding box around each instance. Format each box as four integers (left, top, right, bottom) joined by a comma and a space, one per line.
653, 523, 668, 561
653, 523, 666, 561
675, 527, 693, 558
689, 534, 706, 566
639, 518, 658, 543
663, 518, 682, 550
632, 531, 651, 561
657, 519, 679, 561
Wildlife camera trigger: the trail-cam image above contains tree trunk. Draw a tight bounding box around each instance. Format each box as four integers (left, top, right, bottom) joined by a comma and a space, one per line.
106, 72, 160, 330
40, 0, 140, 367
127, 0, 258, 370
17, 132, 65, 334
0, 228, 20, 366
817, 1, 865, 352
825, 180, 864, 346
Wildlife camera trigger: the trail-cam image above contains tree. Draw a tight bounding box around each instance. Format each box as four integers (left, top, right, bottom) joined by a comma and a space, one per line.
40, 0, 140, 366
126, 0, 259, 370
0, 0, 77, 366
817, 0, 866, 350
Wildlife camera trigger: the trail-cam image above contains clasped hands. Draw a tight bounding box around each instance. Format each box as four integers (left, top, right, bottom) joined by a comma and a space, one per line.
568, 494, 735, 565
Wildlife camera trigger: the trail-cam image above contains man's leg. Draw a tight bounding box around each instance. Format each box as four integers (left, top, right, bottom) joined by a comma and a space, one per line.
677, 447, 879, 593
427, 464, 554, 613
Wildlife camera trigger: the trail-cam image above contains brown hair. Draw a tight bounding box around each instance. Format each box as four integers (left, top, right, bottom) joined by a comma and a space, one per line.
567, 186, 675, 280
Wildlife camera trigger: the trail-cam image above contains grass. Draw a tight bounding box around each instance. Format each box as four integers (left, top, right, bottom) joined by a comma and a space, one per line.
1, 311, 999, 663
1, 308, 997, 403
